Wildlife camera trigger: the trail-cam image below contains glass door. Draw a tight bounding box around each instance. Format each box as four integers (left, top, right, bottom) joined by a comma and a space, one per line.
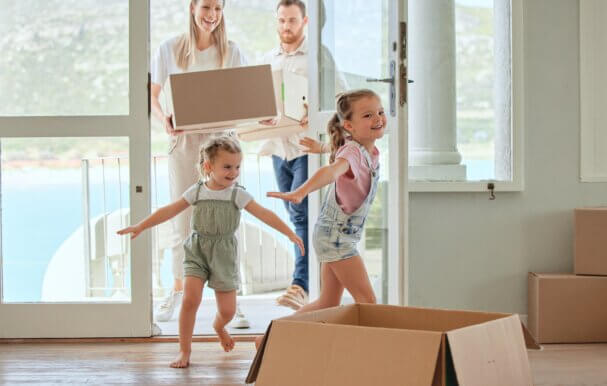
307, 0, 408, 304
0, 0, 152, 337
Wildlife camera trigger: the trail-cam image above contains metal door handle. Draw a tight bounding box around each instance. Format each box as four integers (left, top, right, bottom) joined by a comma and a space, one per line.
366, 77, 394, 84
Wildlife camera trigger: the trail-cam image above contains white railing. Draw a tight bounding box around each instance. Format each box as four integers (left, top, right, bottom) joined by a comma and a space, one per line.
79, 153, 294, 298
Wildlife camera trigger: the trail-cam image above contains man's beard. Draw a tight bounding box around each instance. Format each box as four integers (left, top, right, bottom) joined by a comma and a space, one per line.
280, 27, 303, 44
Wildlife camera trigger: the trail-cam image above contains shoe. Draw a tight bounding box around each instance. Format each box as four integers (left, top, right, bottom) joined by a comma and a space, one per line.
276, 285, 309, 310
155, 290, 183, 322
230, 304, 250, 329
151, 323, 162, 336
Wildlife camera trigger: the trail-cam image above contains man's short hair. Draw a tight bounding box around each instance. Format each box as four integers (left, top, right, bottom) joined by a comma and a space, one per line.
277, 0, 306, 18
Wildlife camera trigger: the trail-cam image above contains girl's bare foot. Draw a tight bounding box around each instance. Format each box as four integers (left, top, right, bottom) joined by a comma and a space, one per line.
170, 351, 191, 368
213, 319, 235, 352
254, 335, 264, 350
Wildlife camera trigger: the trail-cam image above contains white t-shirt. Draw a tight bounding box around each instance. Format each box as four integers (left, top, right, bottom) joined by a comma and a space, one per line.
152, 35, 248, 86
151, 36, 248, 115
182, 182, 254, 210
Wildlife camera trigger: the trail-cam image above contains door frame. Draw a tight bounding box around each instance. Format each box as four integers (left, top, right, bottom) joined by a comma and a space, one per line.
306, 0, 408, 305
0, 0, 152, 338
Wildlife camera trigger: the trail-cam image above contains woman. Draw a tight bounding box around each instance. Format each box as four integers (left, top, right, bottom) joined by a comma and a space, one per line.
151, 0, 247, 323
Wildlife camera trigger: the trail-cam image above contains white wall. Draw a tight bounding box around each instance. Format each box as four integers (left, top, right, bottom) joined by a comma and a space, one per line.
408, 0, 607, 314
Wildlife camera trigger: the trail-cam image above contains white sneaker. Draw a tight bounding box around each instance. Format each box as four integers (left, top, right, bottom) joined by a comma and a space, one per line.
155, 290, 183, 322
151, 323, 162, 336
230, 303, 250, 329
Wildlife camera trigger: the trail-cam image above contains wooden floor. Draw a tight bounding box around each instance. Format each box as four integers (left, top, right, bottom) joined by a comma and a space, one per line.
1, 342, 606, 385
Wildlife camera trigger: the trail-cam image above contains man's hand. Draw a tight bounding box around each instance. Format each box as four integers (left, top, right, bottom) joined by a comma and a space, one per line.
299, 136, 328, 154
299, 103, 309, 128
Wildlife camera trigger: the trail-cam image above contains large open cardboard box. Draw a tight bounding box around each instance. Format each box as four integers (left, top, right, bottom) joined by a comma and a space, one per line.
246, 304, 538, 386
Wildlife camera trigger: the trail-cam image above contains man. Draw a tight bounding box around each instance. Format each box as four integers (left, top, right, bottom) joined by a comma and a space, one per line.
258, 0, 311, 310
259, 0, 347, 310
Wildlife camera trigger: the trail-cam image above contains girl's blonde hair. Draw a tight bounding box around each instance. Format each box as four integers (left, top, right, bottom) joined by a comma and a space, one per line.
175, 0, 228, 70
198, 135, 242, 177
327, 89, 380, 163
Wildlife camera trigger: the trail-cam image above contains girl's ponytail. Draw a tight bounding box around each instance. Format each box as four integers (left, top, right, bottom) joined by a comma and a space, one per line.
327, 113, 346, 163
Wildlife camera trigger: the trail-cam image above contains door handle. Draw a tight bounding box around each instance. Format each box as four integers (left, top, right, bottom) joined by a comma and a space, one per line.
365, 61, 397, 116
366, 77, 394, 84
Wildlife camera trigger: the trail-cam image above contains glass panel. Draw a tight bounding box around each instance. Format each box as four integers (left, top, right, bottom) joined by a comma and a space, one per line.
150, 0, 296, 334
0, 0, 129, 116
1, 137, 131, 303
319, 0, 390, 110
408, 0, 510, 182
455, 0, 499, 180
319, 0, 390, 304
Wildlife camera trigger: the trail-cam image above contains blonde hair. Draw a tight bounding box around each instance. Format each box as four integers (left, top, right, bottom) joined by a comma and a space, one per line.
198, 135, 242, 178
327, 89, 380, 163
175, 0, 228, 70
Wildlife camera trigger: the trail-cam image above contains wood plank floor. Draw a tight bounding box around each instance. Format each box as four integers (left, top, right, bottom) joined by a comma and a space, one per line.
1, 342, 606, 385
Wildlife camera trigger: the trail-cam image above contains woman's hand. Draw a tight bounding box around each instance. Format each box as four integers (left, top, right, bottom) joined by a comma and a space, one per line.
289, 233, 305, 256
117, 225, 143, 239
163, 114, 183, 136
267, 190, 305, 205
299, 136, 328, 154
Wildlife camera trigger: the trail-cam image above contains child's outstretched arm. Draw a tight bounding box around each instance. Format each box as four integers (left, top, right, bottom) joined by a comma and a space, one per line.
267, 158, 349, 204
117, 198, 189, 239
244, 200, 305, 255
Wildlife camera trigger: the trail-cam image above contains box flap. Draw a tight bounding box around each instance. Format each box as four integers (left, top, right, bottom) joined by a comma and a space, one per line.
245, 322, 273, 384
358, 304, 511, 332
447, 315, 533, 386
279, 304, 360, 325
254, 320, 443, 386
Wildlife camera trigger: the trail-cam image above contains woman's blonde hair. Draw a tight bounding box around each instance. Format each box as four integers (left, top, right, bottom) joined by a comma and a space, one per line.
327, 89, 379, 163
175, 0, 228, 70
198, 135, 242, 178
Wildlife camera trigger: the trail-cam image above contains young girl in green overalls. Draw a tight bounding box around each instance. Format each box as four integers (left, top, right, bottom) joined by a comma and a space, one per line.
118, 136, 304, 368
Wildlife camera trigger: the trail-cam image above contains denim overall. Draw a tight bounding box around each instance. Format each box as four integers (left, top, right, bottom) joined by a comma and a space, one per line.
312, 142, 380, 263
182, 182, 242, 291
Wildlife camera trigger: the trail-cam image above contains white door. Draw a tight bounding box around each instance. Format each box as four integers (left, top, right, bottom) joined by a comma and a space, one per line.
307, 0, 409, 304
0, 0, 152, 337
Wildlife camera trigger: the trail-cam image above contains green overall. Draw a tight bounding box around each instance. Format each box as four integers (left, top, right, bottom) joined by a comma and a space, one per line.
182, 182, 241, 291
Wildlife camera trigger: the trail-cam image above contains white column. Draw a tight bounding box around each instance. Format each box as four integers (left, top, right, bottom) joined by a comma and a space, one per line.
494, 0, 512, 180
409, 0, 466, 181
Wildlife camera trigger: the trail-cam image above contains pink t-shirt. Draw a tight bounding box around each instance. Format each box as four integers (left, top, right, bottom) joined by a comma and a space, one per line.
335, 141, 380, 214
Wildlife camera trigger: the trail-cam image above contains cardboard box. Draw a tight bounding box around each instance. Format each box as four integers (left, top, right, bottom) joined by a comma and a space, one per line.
574, 208, 607, 276
247, 304, 538, 386
238, 69, 308, 142
169, 64, 277, 132
528, 272, 607, 343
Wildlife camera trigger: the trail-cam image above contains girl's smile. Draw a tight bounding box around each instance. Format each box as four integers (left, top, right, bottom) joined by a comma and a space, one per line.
344, 96, 387, 146
204, 150, 242, 190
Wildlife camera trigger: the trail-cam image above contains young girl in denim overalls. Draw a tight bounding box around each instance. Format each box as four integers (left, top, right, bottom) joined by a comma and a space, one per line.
118, 136, 304, 368
269, 89, 385, 313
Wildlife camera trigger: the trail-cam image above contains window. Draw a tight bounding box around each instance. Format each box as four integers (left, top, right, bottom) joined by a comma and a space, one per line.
580, 0, 607, 182
408, 0, 523, 191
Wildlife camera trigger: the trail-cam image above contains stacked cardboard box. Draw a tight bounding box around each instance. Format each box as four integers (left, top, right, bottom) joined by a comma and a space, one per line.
528, 208, 607, 343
